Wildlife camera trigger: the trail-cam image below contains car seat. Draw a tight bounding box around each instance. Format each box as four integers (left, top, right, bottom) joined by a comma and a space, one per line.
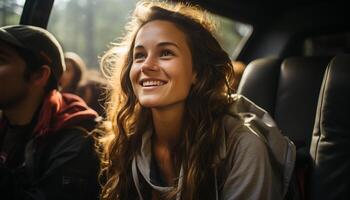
309, 54, 350, 200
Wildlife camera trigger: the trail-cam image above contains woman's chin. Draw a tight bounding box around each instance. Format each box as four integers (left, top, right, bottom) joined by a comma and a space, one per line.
139, 99, 162, 108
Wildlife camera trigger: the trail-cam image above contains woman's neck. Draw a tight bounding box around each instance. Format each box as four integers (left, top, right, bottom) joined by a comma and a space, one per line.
151, 103, 185, 148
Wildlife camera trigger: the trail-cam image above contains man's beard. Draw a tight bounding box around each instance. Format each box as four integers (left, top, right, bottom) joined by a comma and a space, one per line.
0, 87, 30, 111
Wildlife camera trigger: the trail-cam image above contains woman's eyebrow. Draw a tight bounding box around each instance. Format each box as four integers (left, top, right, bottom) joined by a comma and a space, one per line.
134, 41, 179, 50
157, 41, 179, 49
134, 45, 144, 50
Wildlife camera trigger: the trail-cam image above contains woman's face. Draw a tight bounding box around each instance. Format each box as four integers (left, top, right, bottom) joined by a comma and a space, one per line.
129, 20, 195, 109
60, 59, 75, 89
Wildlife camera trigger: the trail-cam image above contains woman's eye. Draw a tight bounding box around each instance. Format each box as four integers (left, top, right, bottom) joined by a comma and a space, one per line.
134, 52, 146, 61
160, 50, 173, 57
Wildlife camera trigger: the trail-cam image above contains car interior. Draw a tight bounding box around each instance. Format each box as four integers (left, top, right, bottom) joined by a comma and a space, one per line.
2, 0, 350, 199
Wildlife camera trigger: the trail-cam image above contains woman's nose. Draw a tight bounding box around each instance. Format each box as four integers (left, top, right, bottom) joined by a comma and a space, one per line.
140, 56, 160, 72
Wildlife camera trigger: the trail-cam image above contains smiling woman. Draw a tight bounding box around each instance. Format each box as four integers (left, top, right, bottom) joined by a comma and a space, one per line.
130, 20, 195, 109
98, 1, 295, 200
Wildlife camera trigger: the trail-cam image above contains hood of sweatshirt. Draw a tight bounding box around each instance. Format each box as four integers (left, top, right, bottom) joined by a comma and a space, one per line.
33, 90, 98, 136
0, 90, 98, 137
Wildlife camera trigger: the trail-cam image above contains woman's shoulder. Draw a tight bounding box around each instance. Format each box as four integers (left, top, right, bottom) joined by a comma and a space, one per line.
222, 114, 264, 140
219, 116, 264, 160
223, 114, 269, 153
219, 114, 275, 172
218, 115, 285, 200
220, 112, 296, 190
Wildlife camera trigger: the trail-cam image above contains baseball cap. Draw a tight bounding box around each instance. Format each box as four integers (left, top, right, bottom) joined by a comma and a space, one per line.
0, 25, 66, 82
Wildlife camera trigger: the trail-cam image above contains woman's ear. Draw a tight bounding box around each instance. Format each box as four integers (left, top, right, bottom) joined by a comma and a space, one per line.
30, 65, 51, 87
192, 72, 197, 84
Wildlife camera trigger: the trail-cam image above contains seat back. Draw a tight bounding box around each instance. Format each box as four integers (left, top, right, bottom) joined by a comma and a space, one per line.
237, 56, 330, 157
309, 54, 350, 199
236, 58, 282, 115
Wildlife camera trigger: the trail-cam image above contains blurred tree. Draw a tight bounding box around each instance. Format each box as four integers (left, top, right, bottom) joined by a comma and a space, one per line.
0, 0, 7, 25
1, 0, 251, 68
85, 0, 95, 67
46, 0, 250, 68
48, 0, 138, 68
0, 0, 24, 26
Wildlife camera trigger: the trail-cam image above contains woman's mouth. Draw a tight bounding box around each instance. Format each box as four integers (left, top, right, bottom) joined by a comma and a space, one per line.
140, 79, 167, 87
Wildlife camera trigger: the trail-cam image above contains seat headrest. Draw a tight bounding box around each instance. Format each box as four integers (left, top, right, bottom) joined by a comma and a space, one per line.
237, 57, 282, 114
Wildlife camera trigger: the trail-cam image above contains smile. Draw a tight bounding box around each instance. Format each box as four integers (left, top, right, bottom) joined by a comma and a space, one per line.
140, 79, 167, 87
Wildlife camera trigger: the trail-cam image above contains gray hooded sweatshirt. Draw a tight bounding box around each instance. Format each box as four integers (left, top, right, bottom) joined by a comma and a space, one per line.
132, 94, 296, 200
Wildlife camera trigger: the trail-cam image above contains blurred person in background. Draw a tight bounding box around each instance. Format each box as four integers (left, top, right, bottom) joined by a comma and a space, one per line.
59, 51, 86, 94
77, 69, 108, 118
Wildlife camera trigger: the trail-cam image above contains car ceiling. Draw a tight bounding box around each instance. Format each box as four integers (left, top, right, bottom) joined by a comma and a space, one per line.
183, 0, 341, 25
177, 0, 349, 62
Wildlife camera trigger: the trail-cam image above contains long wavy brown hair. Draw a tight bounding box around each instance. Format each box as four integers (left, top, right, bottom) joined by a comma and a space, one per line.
99, 1, 236, 199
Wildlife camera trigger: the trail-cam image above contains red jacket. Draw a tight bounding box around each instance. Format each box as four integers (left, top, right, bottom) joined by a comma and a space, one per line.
0, 90, 100, 200
1, 89, 98, 135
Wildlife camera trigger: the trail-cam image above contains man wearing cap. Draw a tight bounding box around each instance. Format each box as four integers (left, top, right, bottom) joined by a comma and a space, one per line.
0, 25, 100, 200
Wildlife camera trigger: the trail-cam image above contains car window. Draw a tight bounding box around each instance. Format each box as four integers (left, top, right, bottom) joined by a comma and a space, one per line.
211, 13, 252, 60
47, 0, 252, 69
0, 0, 25, 26
303, 32, 350, 56
48, 0, 139, 69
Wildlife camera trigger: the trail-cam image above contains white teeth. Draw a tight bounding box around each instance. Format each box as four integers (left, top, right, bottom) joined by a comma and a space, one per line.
142, 80, 165, 87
